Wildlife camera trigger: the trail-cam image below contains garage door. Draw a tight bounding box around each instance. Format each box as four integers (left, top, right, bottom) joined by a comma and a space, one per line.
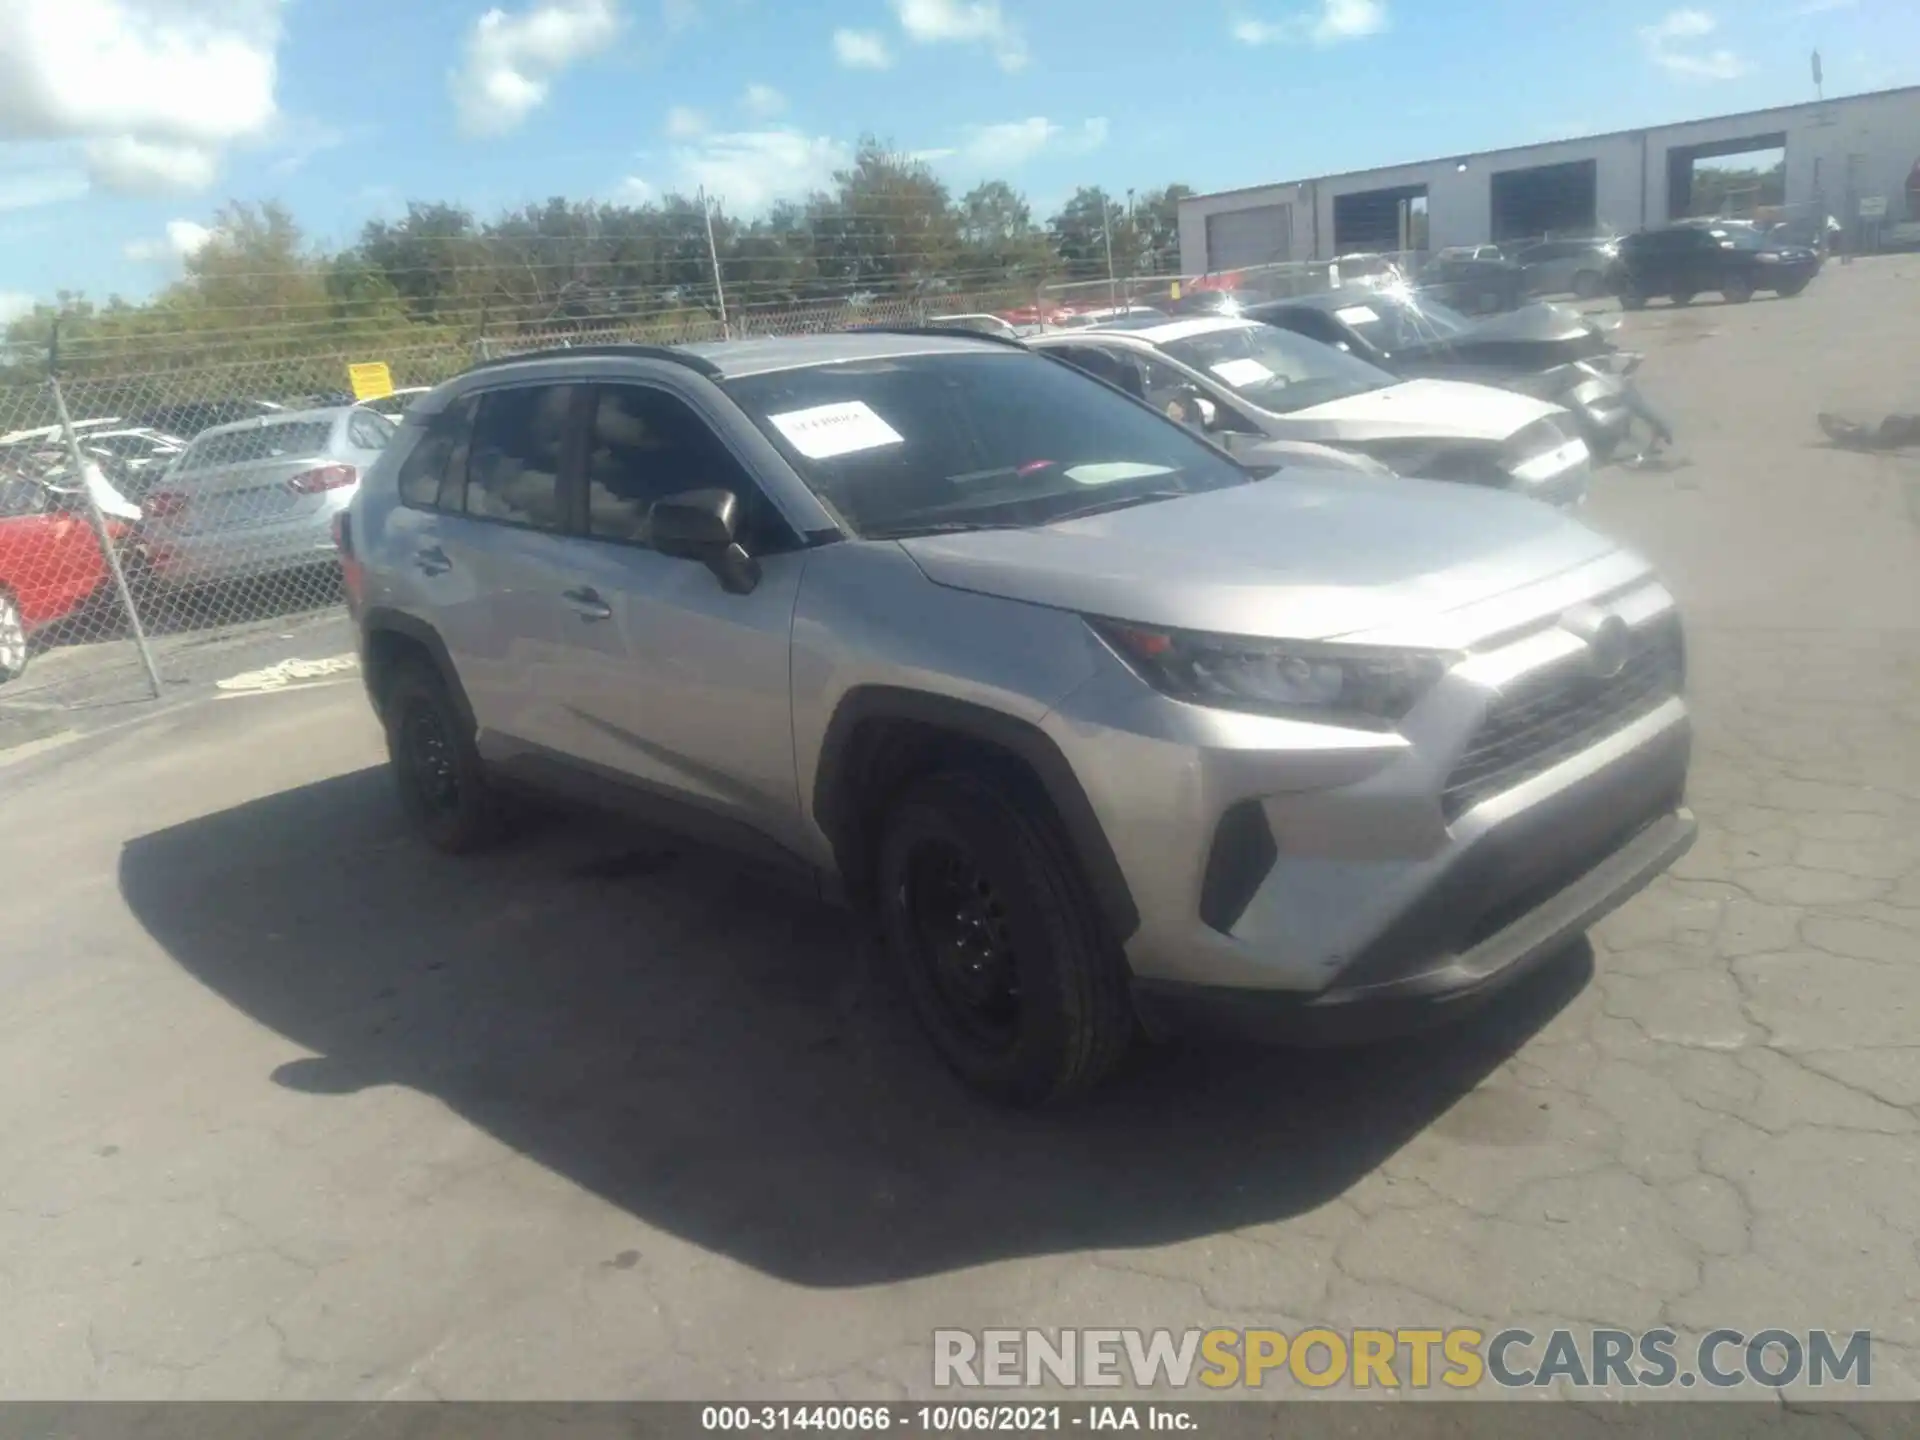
1205, 204, 1293, 270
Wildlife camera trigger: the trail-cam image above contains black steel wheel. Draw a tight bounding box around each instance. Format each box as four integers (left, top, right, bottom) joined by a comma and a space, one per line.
876, 771, 1133, 1106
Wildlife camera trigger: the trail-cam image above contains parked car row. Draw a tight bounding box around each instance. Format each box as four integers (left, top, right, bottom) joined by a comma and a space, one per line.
337, 326, 1697, 1105
0, 398, 400, 685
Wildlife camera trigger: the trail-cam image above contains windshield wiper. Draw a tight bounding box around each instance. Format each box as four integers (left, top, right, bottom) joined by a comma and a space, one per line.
1044, 489, 1191, 523
863, 520, 1036, 539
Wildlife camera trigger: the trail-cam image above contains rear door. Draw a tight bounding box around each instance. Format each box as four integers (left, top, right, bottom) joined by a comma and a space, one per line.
541, 380, 809, 850
425, 383, 589, 750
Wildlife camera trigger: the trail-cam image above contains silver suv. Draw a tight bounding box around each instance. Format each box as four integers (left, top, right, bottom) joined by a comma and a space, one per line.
340, 330, 1696, 1106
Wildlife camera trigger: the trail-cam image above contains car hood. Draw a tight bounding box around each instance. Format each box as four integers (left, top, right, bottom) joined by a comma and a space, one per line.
1277, 377, 1560, 443
1465, 302, 1601, 345
897, 470, 1629, 644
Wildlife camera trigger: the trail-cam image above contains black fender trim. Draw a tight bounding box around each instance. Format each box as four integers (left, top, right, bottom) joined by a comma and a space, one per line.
356, 607, 476, 733
812, 686, 1140, 941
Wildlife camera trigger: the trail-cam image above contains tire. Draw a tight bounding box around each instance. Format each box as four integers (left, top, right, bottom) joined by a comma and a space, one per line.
0, 589, 28, 685
382, 660, 510, 854
1722, 275, 1754, 304
875, 770, 1134, 1107
1671, 291, 1695, 307
1571, 269, 1604, 300
1777, 279, 1809, 298
1618, 281, 1647, 312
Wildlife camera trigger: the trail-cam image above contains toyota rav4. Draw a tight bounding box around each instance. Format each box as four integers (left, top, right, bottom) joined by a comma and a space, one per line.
340, 329, 1696, 1106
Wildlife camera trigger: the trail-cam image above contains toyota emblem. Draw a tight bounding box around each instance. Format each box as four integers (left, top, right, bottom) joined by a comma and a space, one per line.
1561, 606, 1631, 680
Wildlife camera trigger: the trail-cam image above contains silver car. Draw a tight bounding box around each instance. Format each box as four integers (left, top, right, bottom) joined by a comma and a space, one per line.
137, 406, 396, 588
344, 331, 1694, 1106
1514, 238, 1620, 300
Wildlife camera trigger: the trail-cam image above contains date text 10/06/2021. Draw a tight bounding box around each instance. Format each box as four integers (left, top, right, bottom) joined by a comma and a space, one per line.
701, 1406, 1194, 1432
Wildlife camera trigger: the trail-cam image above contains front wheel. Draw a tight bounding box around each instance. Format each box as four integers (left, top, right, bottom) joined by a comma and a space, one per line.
1777, 279, 1809, 298
1722, 275, 1755, 303
1572, 269, 1604, 300
1671, 291, 1695, 307
0, 590, 28, 685
1618, 281, 1647, 312
876, 771, 1134, 1107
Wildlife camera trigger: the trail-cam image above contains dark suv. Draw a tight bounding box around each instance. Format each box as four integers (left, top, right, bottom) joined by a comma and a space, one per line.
1608, 223, 1819, 309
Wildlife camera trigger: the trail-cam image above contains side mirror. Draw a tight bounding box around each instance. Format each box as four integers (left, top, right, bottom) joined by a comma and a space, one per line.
650, 487, 761, 595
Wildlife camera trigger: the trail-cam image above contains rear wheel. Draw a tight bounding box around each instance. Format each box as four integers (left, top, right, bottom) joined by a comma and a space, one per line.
876, 771, 1133, 1107
0, 590, 27, 685
383, 661, 510, 853
1722, 275, 1755, 303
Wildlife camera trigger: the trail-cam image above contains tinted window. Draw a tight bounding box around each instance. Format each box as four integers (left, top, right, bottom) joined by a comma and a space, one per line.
464, 385, 574, 530
396, 396, 476, 509
583, 385, 787, 551
723, 351, 1249, 539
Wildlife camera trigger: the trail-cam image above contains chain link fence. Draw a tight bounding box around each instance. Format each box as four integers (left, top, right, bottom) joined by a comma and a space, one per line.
0, 284, 1066, 716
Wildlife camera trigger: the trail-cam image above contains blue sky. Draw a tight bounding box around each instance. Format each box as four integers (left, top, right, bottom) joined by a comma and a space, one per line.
1, 0, 1916, 316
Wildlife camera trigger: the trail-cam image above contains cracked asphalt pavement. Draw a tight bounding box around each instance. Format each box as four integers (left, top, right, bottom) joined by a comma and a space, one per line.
2, 258, 1917, 1405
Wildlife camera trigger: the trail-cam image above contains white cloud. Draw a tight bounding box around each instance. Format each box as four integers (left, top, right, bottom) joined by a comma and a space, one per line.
0, 291, 36, 325
742, 83, 785, 118
1642, 9, 1748, 79
452, 0, 620, 137
84, 135, 218, 193
0, 0, 284, 195
671, 129, 850, 212
891, 0, 1027, 71
661, 0, 698, 29
833, 28, 893, 69
1233, 0, 1387, 46
617, 175, 655, 202
957, 117, 1109, 169
123, 218, 214, 262
666, 105, 708, 139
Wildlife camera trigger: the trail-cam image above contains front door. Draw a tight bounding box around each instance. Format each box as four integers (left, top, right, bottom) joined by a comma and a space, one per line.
541, 381, 808, 853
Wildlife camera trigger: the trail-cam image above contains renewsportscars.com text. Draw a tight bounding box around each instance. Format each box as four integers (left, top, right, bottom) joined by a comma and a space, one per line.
932, 1328, 1872, 1392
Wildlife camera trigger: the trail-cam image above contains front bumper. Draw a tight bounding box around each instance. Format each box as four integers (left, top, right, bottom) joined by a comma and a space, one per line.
1135, 805, 1694, 1045
1045, 561, 1693, 1039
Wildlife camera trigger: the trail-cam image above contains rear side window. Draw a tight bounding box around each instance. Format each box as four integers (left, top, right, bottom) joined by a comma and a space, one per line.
464, 385, 575, 531
396, 396, 477, 509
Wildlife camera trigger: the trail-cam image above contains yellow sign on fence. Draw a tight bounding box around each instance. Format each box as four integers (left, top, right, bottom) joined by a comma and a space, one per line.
347, 362, 394, 401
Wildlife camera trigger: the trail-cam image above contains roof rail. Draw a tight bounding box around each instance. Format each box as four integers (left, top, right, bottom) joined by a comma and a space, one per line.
842, 324, 1032, 352
466, 342, 724, 379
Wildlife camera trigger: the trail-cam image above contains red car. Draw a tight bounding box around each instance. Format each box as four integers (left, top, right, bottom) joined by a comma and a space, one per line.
0, 473, 126, 684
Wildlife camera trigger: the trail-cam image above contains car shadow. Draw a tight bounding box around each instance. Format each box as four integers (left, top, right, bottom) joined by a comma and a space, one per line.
118, 767, 1592, 1289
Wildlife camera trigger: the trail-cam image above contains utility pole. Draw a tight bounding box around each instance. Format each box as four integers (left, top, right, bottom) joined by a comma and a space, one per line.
1098, 188, 1117, 306
699, 186, 731, 339
1812, 50, 1824, 102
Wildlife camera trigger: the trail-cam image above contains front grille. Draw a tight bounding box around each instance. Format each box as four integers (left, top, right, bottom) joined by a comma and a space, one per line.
1442, 615, 1685, 821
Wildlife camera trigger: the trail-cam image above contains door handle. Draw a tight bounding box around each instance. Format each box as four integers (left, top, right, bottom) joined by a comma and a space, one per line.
561, 586, 613, 621
414, 545, 451, 576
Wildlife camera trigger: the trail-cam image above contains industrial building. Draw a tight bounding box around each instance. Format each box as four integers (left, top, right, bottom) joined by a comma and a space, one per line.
1178, 84, 1920, 273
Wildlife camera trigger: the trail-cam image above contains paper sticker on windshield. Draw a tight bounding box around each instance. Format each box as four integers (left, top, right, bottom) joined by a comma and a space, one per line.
767, 401, 905, 460
1209, 358, 1274, 388
1334, 305, 1379, 325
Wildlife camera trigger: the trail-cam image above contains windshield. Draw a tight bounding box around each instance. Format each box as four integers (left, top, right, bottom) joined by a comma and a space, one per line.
722, 351, 1249, 538
1158, 323, 1394, 415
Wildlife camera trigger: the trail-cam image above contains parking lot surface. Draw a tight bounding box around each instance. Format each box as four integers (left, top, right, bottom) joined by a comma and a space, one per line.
3, 259, 1918, 1401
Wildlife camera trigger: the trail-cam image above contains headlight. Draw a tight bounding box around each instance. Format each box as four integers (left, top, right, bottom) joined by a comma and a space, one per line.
1089, 619, 1453, 727
1755, 252, 1780, 263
